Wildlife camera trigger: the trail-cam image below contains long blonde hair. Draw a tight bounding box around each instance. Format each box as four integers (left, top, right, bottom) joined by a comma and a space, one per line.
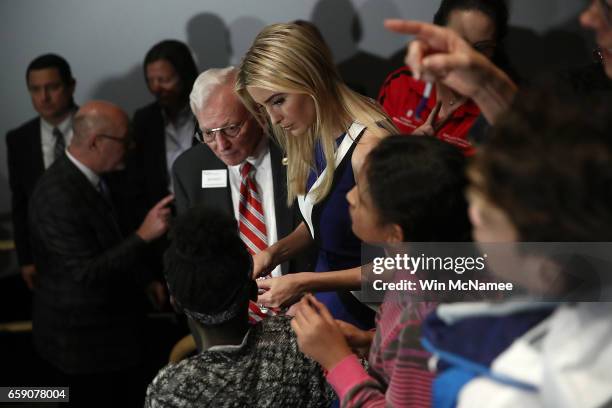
236, 23, 396, 204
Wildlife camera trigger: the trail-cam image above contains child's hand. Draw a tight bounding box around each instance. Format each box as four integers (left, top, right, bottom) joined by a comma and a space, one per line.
291, 294, 353, 371
335, 320, 375, 358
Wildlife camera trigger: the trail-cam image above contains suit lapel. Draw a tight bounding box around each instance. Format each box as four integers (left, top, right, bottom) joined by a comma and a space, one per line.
30, 118, 45, 177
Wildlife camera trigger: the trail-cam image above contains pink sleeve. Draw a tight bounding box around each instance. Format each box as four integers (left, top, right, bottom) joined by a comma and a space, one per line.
326, 354, 372, 400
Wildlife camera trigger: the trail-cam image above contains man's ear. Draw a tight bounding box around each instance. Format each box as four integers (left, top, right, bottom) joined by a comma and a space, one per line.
385, 223, 404, 244
88, 133, 98, 151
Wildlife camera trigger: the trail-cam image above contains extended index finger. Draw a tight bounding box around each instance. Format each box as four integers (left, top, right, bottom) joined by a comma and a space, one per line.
154, 194, 174, 210
384, 19, 423, 36
426, 102, 442, 126
386, 19, 455, 53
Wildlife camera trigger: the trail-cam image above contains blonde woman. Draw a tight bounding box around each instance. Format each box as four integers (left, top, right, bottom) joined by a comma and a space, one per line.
236, 22, 396, 329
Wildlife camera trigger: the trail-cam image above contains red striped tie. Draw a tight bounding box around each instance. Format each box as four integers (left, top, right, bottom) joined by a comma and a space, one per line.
239, 162, 268, 254
238, 162, 278, 323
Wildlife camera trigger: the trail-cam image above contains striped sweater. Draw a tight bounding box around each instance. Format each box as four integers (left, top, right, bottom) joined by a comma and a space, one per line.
327, 295, 436, 407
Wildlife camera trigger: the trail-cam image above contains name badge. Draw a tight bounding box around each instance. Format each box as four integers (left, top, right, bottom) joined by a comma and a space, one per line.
201, 170, 227, 188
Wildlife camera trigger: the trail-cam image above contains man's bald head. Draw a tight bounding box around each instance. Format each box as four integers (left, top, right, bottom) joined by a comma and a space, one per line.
69, 101, 131, 173
72, 101, 129, 146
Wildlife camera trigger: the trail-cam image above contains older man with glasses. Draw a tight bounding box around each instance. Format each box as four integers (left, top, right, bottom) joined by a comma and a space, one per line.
172, 67, 313, 284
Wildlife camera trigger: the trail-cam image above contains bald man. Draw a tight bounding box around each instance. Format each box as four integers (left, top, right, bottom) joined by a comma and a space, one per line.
28, 101, 173, 407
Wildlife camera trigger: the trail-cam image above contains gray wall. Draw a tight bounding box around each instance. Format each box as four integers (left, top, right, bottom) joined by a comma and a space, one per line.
0, 0, 594, 215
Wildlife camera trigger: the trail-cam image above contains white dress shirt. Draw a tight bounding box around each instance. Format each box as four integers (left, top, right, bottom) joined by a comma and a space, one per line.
40, 113, 74, 169
228, 137, 280, 277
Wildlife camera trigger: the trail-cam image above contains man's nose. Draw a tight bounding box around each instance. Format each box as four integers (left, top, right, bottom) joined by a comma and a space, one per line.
215, 133, 231, 150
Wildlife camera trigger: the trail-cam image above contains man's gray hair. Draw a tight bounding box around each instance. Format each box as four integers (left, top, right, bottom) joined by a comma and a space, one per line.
189, 66, 237, 114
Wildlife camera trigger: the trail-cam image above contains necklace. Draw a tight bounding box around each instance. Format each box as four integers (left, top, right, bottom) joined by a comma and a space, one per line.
447, 95, 466, 107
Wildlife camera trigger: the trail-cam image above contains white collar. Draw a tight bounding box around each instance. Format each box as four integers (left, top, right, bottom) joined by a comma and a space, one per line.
161, 103, 192, 126
65, 148, 100, 188
40, 111, 74, 135
229, 135, 270, 172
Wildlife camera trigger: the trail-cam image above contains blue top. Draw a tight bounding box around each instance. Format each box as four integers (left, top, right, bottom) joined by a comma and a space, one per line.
303, 131, 375, 329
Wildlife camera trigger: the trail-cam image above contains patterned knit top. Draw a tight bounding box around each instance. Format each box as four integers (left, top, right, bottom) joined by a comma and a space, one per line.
145, 316, 334, 408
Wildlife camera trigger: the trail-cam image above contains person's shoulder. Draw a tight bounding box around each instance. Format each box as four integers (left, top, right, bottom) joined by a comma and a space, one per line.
351, 124, 388, 172
29, 159, 75, 216
173, 143, 219, 174
31, 157, 70, 195
7, 116, 39, 143
255, 317, 334, 407
133, 101, 161, 120
255, 316, 298, 345
145, 358, 207, 408
380, 66, 417, 90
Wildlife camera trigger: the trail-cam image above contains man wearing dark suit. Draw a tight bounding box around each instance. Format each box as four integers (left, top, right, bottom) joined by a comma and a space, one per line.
6, 54, 77, 290
173, 67, 312, 277
113, 40, 198, 234
29, 101, 173, 407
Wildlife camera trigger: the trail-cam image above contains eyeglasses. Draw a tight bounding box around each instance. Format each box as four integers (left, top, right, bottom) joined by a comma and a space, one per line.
97, 133, 133, 148
194, 122, 244, 144
597, 0, 612, 26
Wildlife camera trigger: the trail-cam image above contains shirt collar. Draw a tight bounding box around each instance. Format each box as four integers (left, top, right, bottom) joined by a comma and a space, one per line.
161, 103, 192, 127
229, 135, 270, 172
65, 148, 100, 187
41, 109, 75, 135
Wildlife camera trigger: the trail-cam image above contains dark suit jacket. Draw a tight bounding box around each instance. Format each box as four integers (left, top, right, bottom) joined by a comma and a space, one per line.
29, 155, 152, 374
6, 117, 45, 266
172, 140, 314, 275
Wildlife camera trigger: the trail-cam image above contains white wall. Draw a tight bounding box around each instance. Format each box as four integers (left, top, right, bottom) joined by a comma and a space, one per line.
0, 0, 593, 214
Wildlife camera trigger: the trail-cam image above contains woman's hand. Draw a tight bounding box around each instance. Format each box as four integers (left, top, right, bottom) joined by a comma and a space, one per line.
385, 19, 493, 99
252, 248, 275, 279
257, 273, 307, 308
384, 19, 517, 124
291, 294, 353, 370
412, 102, 442, 137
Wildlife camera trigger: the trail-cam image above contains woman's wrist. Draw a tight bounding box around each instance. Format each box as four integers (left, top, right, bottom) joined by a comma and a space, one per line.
472, 65, 517, 124
294, 272, 314, 294
321, 346, 354, 372
266, 244, 282, 270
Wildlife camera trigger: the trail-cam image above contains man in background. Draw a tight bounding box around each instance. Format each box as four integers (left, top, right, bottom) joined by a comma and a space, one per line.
6, 53, 77, 289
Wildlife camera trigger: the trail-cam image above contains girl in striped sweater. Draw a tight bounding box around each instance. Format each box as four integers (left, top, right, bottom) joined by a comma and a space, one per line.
291, 135, 472, 407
